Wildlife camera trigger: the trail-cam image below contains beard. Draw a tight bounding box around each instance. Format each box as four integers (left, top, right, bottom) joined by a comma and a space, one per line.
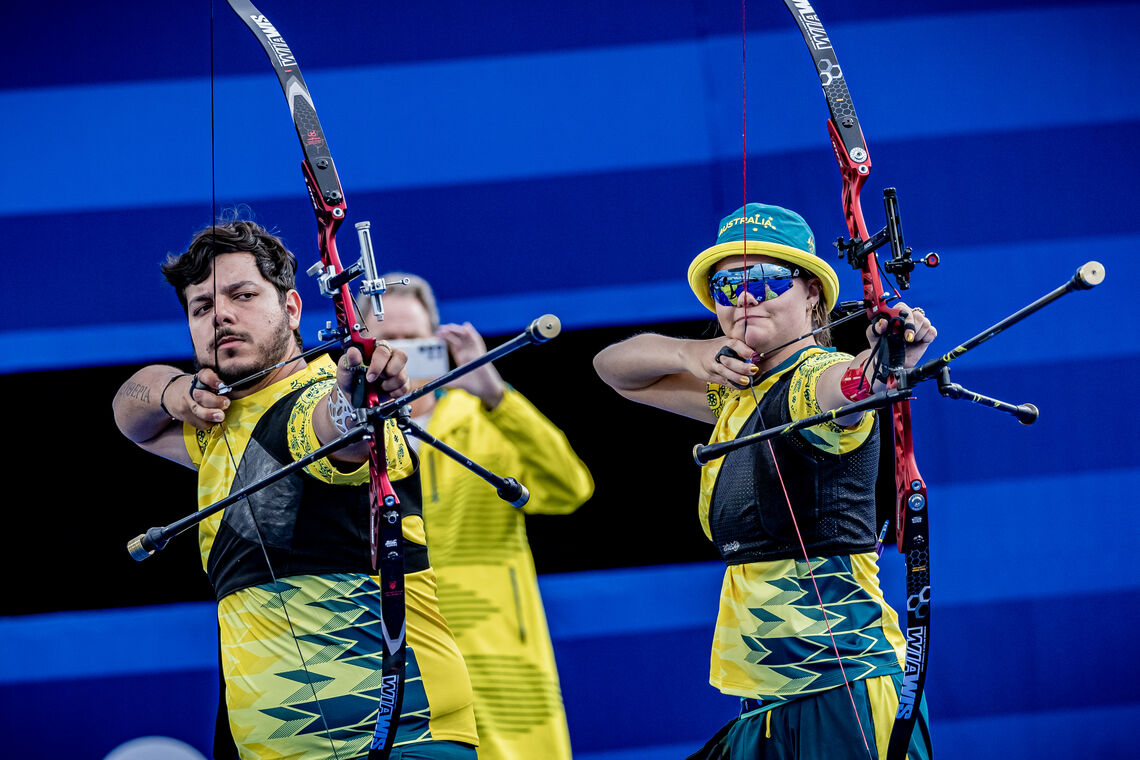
196, 312, 296, 386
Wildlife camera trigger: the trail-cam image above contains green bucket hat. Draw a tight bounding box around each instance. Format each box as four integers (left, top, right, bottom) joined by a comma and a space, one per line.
687, 202, 840, 313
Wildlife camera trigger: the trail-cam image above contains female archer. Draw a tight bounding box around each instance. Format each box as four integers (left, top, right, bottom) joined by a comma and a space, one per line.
594, 202, 934, 759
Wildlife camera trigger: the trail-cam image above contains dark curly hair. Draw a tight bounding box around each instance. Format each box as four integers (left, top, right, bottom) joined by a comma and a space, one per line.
162, 219, 303, 350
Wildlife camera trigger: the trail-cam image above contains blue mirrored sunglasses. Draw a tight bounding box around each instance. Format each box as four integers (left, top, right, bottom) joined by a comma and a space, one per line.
709, 263, 800, 307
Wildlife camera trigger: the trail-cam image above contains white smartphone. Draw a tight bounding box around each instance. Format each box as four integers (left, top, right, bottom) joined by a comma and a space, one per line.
388, 337, 449, 381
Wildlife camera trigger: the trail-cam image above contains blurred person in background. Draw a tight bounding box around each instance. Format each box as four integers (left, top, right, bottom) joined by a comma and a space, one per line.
361, 274, 593, 760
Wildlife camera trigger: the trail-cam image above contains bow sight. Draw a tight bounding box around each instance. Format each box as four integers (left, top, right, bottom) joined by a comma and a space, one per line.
835, 188, 940, 293
307, 222, 405, 335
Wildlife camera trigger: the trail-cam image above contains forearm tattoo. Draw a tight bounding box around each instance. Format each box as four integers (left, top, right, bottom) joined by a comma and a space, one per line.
118, 381, 151, 404
327, 385, 357, 436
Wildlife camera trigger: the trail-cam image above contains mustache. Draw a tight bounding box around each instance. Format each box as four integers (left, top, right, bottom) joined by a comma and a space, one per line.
210, 328, 249, 351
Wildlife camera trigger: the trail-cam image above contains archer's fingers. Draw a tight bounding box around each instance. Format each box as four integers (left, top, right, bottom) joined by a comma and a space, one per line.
367, 343, 407, 382
192, 367, 222, 394
185, 401, 225, 428
342, 346, 364, 369
711, 343, 758, 389
182, 375, 227, 427
907, 307, 936, 344
372, 347, 410, 397
334, 346, 364, 390
377, 371, 411, 399
895, 304, 937, 344
868, 305, 930, 343
870, 313, 894, 337
187, 372, 229, 412
909, 318, 937, 345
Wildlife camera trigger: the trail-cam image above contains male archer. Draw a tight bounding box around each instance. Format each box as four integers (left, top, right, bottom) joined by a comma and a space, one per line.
113, 219, 479, 759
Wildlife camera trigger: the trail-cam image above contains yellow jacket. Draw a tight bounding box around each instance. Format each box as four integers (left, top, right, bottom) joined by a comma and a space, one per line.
420, 388, 593, 760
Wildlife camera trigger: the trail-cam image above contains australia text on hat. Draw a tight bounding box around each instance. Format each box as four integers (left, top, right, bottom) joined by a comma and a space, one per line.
719, 214, 777, 237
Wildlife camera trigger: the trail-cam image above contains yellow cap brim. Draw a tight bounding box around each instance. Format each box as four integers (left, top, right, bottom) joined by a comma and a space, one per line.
687, 240, 840, 313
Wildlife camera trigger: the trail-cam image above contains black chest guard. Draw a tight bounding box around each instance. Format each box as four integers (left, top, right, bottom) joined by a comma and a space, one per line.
206, 386, 423, 600
708, 371, 880, 565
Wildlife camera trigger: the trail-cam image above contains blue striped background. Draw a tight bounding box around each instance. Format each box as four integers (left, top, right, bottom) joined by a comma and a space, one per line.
2, 1, 1136, 757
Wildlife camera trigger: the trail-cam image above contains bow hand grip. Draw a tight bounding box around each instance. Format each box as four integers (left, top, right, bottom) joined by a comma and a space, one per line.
350, 364, 369, 409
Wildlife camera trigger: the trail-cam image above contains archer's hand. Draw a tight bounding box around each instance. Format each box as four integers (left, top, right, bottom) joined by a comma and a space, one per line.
340, 344, 411, 402
682, 338, 760, 390
179, 369, 230, 430
869, 302, 938, 369
438, 322, 505, 408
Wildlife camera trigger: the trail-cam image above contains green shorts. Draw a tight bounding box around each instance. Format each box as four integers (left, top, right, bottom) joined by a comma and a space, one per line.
689, 674, 932, 760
